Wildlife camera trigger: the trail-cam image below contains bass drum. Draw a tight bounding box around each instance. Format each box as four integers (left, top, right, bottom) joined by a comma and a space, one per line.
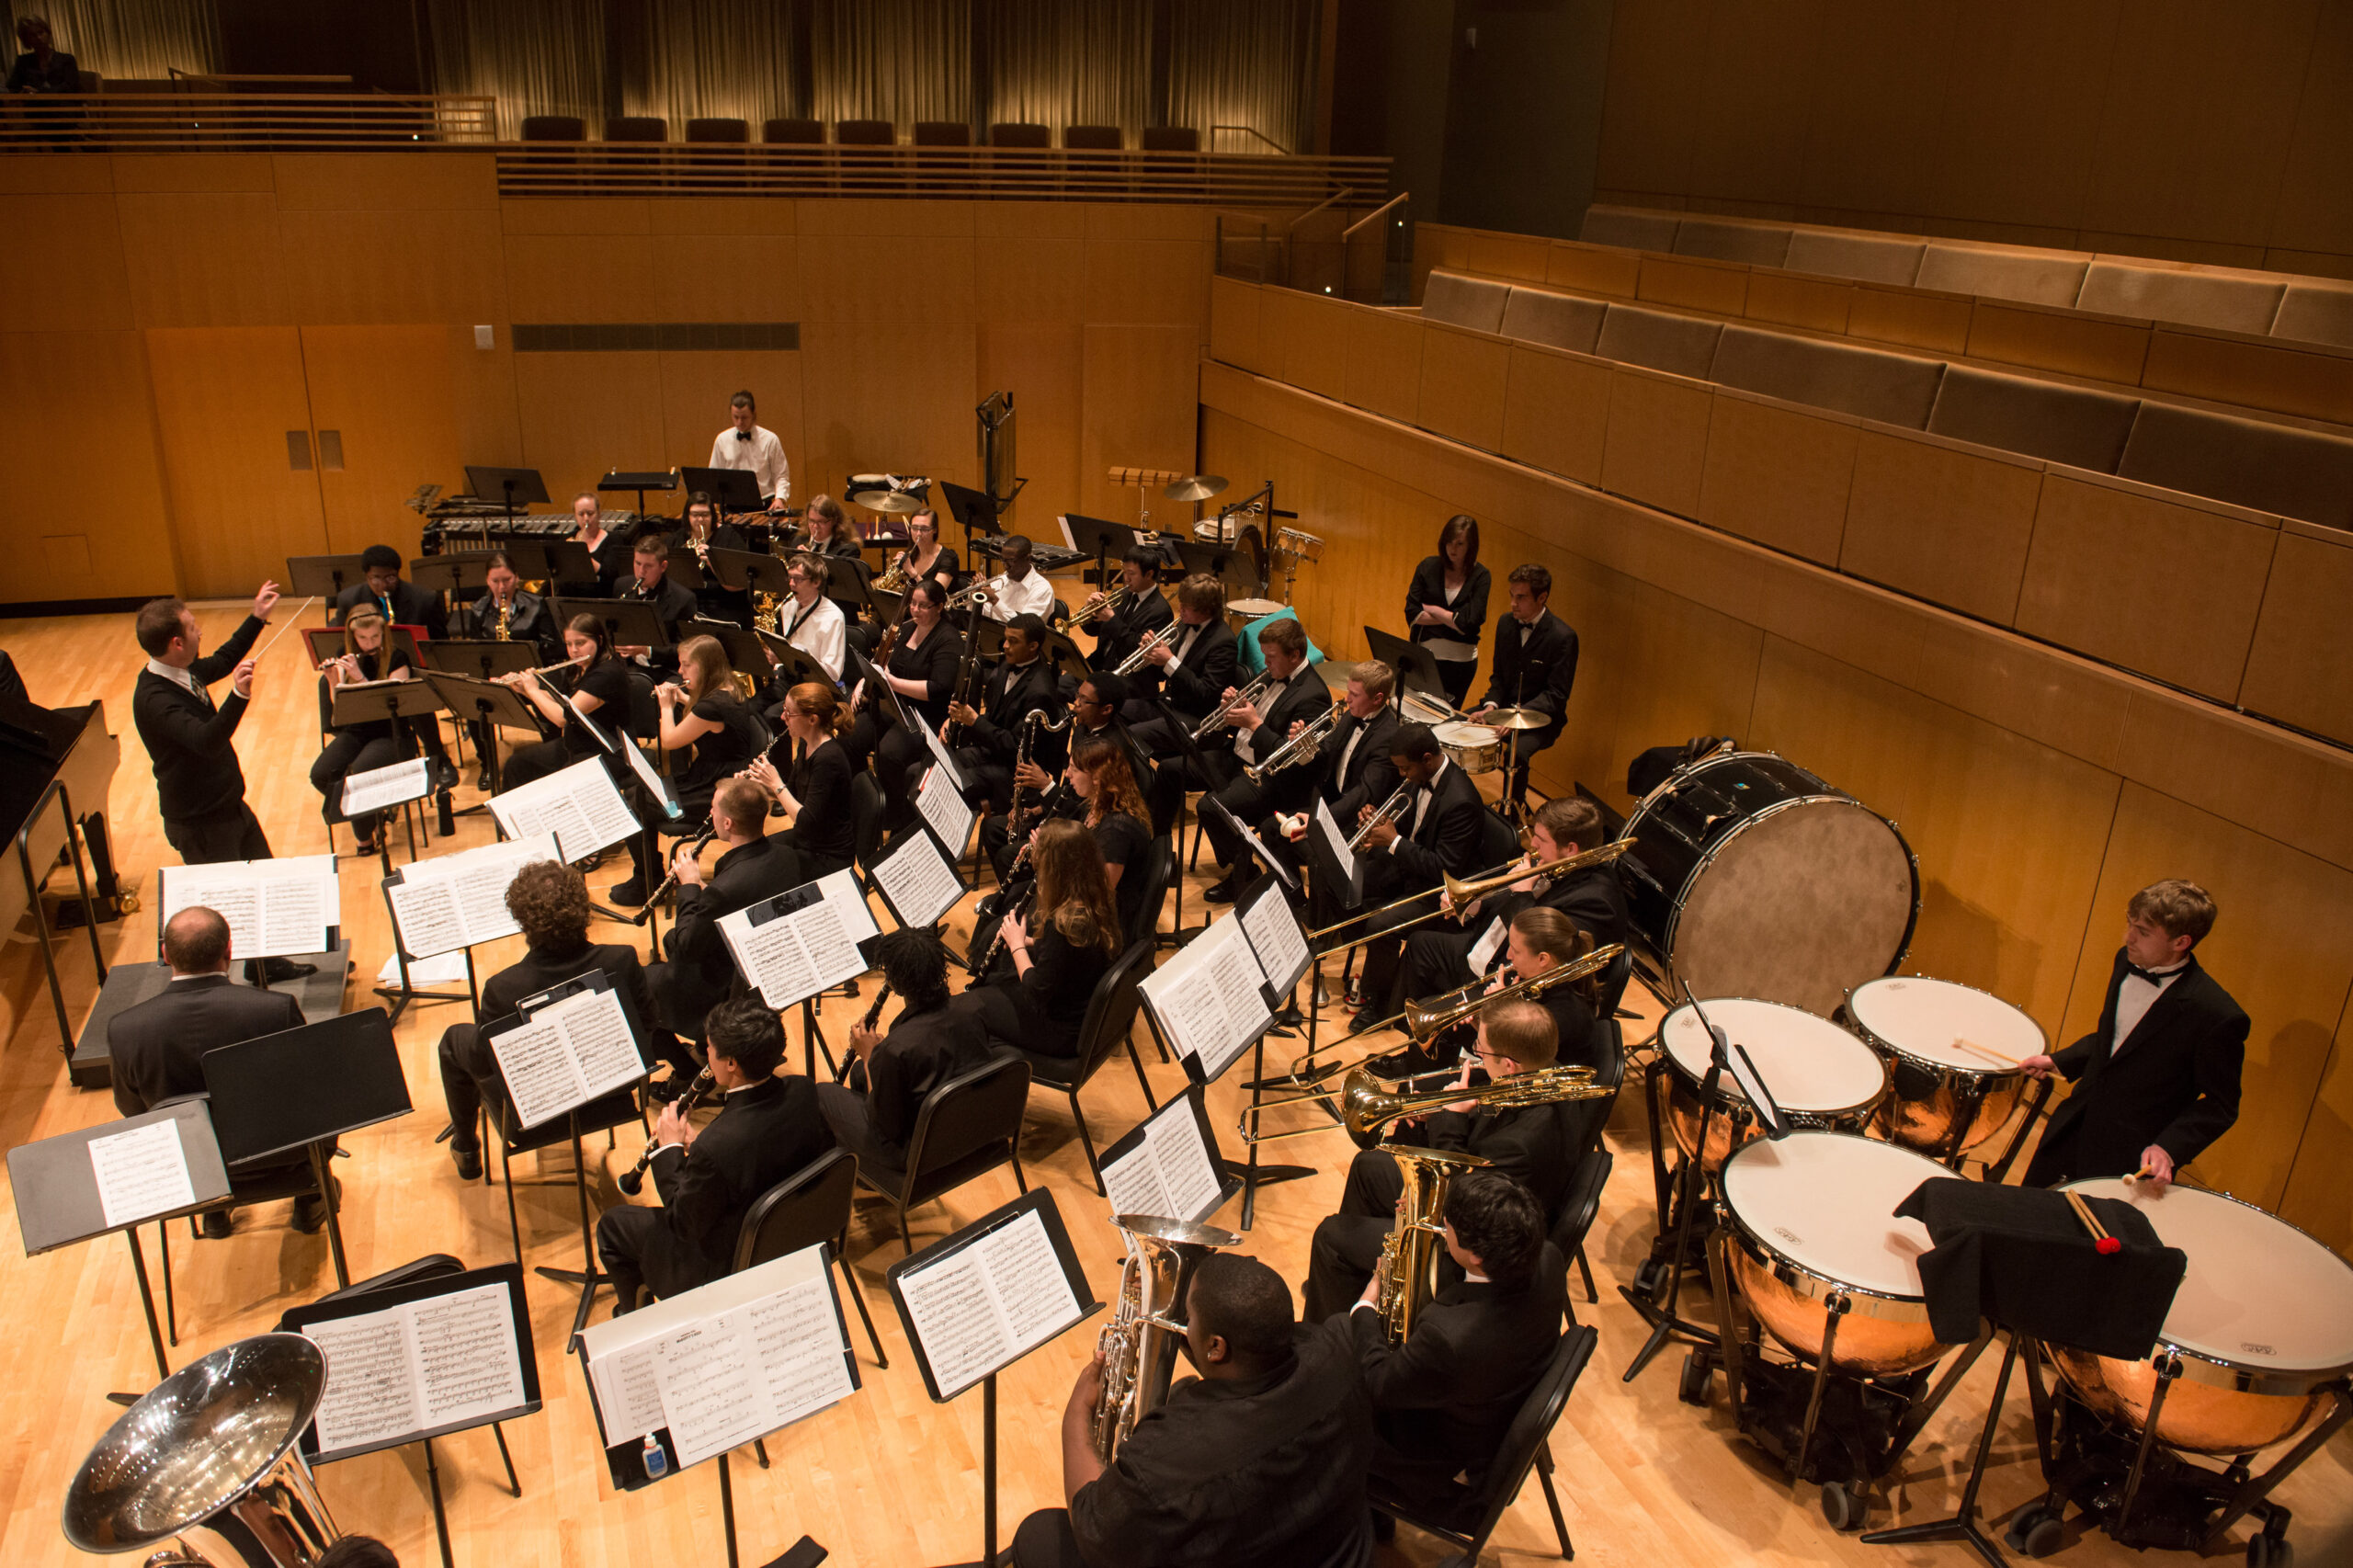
1621, 751, 1918, 1017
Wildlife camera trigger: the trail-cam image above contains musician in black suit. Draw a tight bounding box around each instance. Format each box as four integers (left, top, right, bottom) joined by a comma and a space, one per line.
1267, 661, 1402, 914
435, 861, 671, 1179
645, 778, 804, 1044
988, 672, 1142, 881
947, 612, 1065, 817
108, 906, 327, 1237
615, 535, 699, 683
821, 930, 992, 1176
1202, 619, 1336, 902
1123, 572, 1239, 733
676, 493, 753, 625
1351, 722, 1487, 1033
1306, 999, 1584, 1319
1082, 547, 1174, 673
597, 996, 835, 1311
1401, 795, 1624, 1006
2022, 880, 2246, 1189
1470, 562, 1577, 808
1343, 1171, 1565, 1514
1018, 1254, 1375, 1568
331, 544, 450, 639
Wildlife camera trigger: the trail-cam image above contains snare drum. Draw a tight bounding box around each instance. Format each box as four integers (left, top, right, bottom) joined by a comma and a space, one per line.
1721, 1132, 1957, 1376
2052, 1180, 2353, 1455
1657, 998, 1890, 1171
1847, 977, 2043, 1156
1434, 720, 1505, 776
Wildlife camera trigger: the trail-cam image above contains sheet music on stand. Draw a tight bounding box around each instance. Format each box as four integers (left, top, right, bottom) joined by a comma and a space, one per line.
11, 1101, 231, 1256
486, 970, 648, 1130
1206, 799, 1296, 892
1313, 798, 1362, 903
1139, 913, 1273, 1084
340, 756, 432, 819
1237, 875, 1312, 996
914, 764, 976, 859
1097, 1086, 1240, 1226
577, 1246, 859, 1483
383, 833, 563, 961
867, 826, 965, 931
886, 1189, 1100, 1404
572, 703, 683, 822
908, 710, 968, 791
288, 1263, 540, 1463
158, 854, 340, 960
718, 870, 881, 1011
486, 756, 642, 859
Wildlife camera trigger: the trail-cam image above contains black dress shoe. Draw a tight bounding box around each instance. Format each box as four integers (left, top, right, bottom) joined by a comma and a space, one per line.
1350, 1006, 1389, 1036
292, 1176, 341, 1234
475, 767, 494, 791
449, 1144, 483, 1181
199, 1210, 233, 1240
1202, 877, 1242, 904
1365, 1041, 1453, 1079
608, 875, 650, 908
430, 757, 460, 792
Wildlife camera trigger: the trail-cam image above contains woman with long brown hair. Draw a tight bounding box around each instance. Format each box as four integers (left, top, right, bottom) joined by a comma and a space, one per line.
744, 680, 857, 882
1066, 734, 1154, 941
610, 633, 763, 904
1405, 512, 1490, 707
951, 818, 1120, 1059
498, 611, 628, 790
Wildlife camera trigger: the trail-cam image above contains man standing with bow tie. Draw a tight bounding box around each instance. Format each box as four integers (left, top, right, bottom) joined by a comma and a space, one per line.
710, 390, 790, 512
2021, 880, 2246, 1189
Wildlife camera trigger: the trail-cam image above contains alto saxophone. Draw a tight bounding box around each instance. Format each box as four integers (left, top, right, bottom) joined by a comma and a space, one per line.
1093, 1216, 1241, 1460
1372, 1144, 1492, 1342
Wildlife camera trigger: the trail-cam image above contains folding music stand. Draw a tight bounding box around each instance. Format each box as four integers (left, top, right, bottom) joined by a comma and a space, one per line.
465, 465, 550, 523
421, 639, 542, 684
936, 478, 997, 543
564, 597, 675, 653
600, 468, 678, 520
1362, 626, 1449, 709
1174, 537, 1266, 601
755, 631, 835, 691
539, 539, 598, 586
678, 465, 764, 516
662, 551, 710, 594
685, 619, 769, 682
203, 1006, 415, 1291
704, 544, 789, 604
286, 553, 372, 604
408, 554, 496, 603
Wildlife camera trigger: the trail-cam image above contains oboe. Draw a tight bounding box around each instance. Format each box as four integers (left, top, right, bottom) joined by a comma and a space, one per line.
617, 1068, 711, 1196
629, 819, 720, 925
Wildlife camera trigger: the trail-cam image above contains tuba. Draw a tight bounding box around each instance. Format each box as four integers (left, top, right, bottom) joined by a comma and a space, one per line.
1373, 1144, 1491, 1342
1092, 1215, 1241, 1460
65, 1334, 340, 1565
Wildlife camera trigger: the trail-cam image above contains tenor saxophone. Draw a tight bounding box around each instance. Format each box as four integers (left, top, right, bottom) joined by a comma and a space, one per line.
1092, 1216, 1241, 1460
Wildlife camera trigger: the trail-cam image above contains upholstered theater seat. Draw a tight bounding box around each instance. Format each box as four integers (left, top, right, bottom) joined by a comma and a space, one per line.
1709, 325, 1944, 427
1927, 367, 2142, 473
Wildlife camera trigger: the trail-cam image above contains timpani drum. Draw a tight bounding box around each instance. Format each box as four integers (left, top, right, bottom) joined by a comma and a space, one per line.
2051, 1181, 2353, 1456
1720, 1132, 1958, 1377
1657, 998, 1889, 1172
1620, 751, 1919, 1017
1847, 976, 2043, 1157
1434, 720, 1505, 776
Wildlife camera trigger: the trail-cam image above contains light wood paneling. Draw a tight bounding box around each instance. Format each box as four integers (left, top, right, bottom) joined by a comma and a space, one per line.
1464, 230, 1554, 283
109, 153, 276, 192
0, 194, 131, 333
1544, 242, 1643, 299
1745, 270, 1854, 335
143, 326, 328, 597
278, 209, 508, 325
2113, 692, 2353, 878
976, 324, 1082, 528
1796, 0, 1957, 217
300, 326, 471, 561
1921, 0, 2119, 230
1341, 307, 1424, 426
1498, 344, 1611, 483
1417, 324, 1511, 453
0, 332, 175, 602
2277, 1001, 2353, 1252
653, 349, 806, 494
650, 235, 803, 324
1083, 239, 1210, 325
1079, 325, 1199, 524
801, 235, 977, 324
1208, 275, 1266, 378
1965, 301, 2152, 383
1839, 430, 2041, 622
1260, 288, 1349, 402
2238, 525, 2353, 745
801, 324, 981, 503
1694, 392, 1857, 565
1599, 366, 1711, 516
2269, 0, 2353, 261
512, 349, 665, 507
2140, 329, 2353, 428
1595, 0, 1707, 197
1844, 286, 1973, 355
1686, 0, 1825, 206
1635, 255, 1748, 316
2014, 474, 2278, 701
118, 192, 289, 328
270, 153, 500, 212
504, 233, 658, 324
978, 236, 1086, 324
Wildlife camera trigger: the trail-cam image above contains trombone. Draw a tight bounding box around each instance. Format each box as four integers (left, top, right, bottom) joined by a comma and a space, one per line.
1245, 701, 1339, 783
1307, 835, 1635, 954
1238, 1057, 1612, 1147
1114, 624, 1176, 676
1289, 942, 1624, 1085
1192, 669, 1274, 741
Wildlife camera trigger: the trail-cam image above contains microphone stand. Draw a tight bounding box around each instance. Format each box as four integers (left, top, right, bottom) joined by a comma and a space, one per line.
1620, 971, 1732, 1382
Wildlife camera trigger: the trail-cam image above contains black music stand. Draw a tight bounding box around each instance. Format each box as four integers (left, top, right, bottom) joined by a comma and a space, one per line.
465, 465, 550, 524
421, 639, 542, 684
539, 538, 598, 586
377, 869, 483, 1025
937, 478, 997, 543
567, 597, 675, 653
601, 468, 677, 520
1041, 628, 1091, 689
706, 545, 791, 605
287, 553, 372, 605
662, 551, 710, 594
754, 631, 834, 691
10, 1100, 232, 1383
408, 554, 496, 604
685, 619, 769, 682
327, 678, 451, 844
1362, 626, 1449, 709
203, 1007, 415, 1291
1060, 512, 1146, 590
1174, 537, 1265, 601
678, 465, 764, 516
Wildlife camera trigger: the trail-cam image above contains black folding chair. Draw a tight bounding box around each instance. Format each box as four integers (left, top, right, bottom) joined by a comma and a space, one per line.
1551, 1147, 1613, 1310
852, 1054, 1030, 1253
999, 940, 1159, 1192
732, 1147, 890, 1369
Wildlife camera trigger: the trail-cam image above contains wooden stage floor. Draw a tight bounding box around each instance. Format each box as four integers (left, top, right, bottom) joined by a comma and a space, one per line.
5, 601, 2347, 1567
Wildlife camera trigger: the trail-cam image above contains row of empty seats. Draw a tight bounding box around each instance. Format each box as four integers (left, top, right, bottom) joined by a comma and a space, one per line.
1582, 204, 2353, 354
520, 116, 1202, 151
1422, 268, 2353, 533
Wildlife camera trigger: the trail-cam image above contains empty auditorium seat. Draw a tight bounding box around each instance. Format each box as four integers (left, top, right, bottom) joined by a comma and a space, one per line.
603, 117, 666, 142
1063, 124, 1122, 149
1914, 243, 2089, 307
686, 118, 748, 143
2271, 282, 2353, 349
2076, 262, 2285, 335
1141, 127, 1199, 152
762, 118, 824, 143
1595, 304, 1722, 380
1927, 368, 2141, 473
1580, 205, 1681, 252
521, 115, 586, 142
835, 119, 895, 145
1500, 288, 1607, 354
989, 122, 1050, 147
914, 121, 971, 147
2118, 403, 2353, 530
1420, 271, 1511, 335
1673, 216, 1792, 268
1783, 230, 1926, 287
1709, 325, 1945, 427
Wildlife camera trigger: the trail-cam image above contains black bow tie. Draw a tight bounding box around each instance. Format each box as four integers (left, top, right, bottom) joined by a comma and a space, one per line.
734, 429, 752, 441
2126, 962, 2178, 985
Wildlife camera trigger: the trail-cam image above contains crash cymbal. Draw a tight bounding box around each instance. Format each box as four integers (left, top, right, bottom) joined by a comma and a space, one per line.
858, 490, 923, 514
1483, 707, 1550, 731
1227, 597, 1286, 619
1164, 473, 1228, 503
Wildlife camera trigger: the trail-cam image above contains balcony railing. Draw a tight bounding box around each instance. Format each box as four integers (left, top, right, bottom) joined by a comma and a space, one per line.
0, 92, 496, 150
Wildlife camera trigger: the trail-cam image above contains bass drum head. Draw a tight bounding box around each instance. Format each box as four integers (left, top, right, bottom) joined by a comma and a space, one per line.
1670, 796, 1916, 1017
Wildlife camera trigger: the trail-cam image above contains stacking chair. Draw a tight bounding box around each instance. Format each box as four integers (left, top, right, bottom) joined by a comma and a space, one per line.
1551, 1146, 1613, 1309
998, 940, 1159, 1191
732, 1147, 889, 1368
521, 115, 585, 141
852, 1054, 1030, 1253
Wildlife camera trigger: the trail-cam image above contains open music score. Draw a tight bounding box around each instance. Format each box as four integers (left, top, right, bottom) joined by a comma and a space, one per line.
485, 756, 641, 859
886, 1190, 1099, 1404
340, 755, 432, 820
915, 764, 976, 859
158, 853, 339, 960
1098, 1087, 1237, 1227
1140, 911, 1278, 1083
383, 833, 563, 960
487, 971, 647, 1130
1313, 797, 1359, 895
86, 1119, 197, 1232
719, 870, 881, 1011
867, 825, 965, 931
293, 1267, 538, 1463
909, 710, 969, 791
1237, 875, 1312, 996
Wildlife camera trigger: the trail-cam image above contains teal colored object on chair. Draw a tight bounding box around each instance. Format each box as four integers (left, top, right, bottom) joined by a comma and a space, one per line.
1237, 608, 1324, 676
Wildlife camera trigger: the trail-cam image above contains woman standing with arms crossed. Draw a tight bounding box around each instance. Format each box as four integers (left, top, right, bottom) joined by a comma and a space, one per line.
1405, 513, 1490, 709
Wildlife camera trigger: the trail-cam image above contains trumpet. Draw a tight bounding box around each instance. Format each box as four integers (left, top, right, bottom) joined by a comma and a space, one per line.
1245, 700, 1339, 783
1238, 1058, 1610, 1147
1346, 782, 1412, 853
944, 583, 995, 613
1308, 835, 1635, 950
1294, 942, 1625, 1077
1192, 669, 1274, 741
1056, 581, 1132, 633
1114, 624, 1175, 676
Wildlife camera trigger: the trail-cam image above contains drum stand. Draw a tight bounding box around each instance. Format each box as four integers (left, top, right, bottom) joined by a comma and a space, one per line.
1622, 1056, 1728, 1382
1860, 1331, 2026, 1566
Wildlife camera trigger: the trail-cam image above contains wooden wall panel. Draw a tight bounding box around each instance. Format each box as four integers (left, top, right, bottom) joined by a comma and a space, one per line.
1686, 0, 1825, 207
300, 326, 470, 561
1744, 270, 1853, 335
1846, 286, 1974, 355
2268, 0, 2353, 263
1839, 431, 2041, 623
650, 235, 803, 324
1635, 256, 1748, 316
1921, 0, 2118, 230
1341, 308, 1424, 426
2276, 1004, 2353, 1252
269, 153, 501, 213
0, 333, 175, 603
1208, 276, 1266, 379
2236, 525, 2353, 745
278, 210, 508, 326
1598, 368, 1711, 516
2060, 781, 2353, 1210
1261, 289, 1348, 403
118, 192, 288, 328
1796, 0, 1957, 217
1417, 324, 1511, 453
512, 349, 665, 508
801, 324, 981, 503
143, 327, 328, 598
1498, 345, 1610, 483
1965, 302, 2152, 384
2015, 475, 2278, 702
1694, 394, 1857, 564
1595, 0, 1707, 198
1078, 325, 1199, 525
0, 194, 131, 333
979, 236, 1086, 325
2140, 330, 2353, 429
502, 233, 656, 324
976, 324, 1082, 531
1083, 239, 1210, 326
801, 236, 977, 324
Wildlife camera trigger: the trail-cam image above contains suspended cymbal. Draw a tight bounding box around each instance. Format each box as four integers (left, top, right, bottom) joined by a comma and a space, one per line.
858, 491, 923, 514
1483, 707, 1551, 731
1165, 473, 1228, 503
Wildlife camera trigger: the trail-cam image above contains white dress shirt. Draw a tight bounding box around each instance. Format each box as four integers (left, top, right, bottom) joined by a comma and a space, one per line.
1390, 757, 1453, 854
146, 656, 205, 700
780, 594, 847, 682
983, 568, 1056, 624
709, 423, 791, 504
2111, 959, 2188, 1053
1233, 675, 1289, 767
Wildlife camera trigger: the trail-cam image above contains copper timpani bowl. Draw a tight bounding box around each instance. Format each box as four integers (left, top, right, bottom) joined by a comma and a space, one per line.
1656, 998, 1890, 1173
1847, 975, 2044, 1154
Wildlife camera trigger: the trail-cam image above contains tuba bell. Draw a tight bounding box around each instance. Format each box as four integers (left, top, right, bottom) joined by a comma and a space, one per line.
1372, 1144, 1492, 1342
1091, 1215, 1241, 1460
64, 1334, 341, 1566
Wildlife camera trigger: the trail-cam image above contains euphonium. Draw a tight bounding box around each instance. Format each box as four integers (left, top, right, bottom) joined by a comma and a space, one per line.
1092, 1216, 1241, 1460
1239, 1056, 1613, 1147
1373, 1145, 1492, 1343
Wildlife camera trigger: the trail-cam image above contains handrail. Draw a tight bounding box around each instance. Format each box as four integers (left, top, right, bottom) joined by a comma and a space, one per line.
1286, 187, 1358, 238
1211, 123, 1291, 155
1343, 189, 1409, 242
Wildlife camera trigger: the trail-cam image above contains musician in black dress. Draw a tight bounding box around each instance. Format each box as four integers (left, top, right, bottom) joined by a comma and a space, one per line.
1083, 547, 1174, 673
949, 819, 1120, 1059
676, 493, 752, 625
2022, 880, 2247, 1189
1067, 736, 1155, 941
745, 681, 858, 884
895, 508, 961, 597
1471, 562, 1577, 807
612, 634, 759, 904
1201, 618, 1333, 902
558, 491, 631, 600
988, 672, 1145, 881
844, 578, 962, 822
1401, 794, 1624, 1006
947, 612, 1064, 817
309, 606, 412, 854
1405, 514, 1491, 708
823, 929, 993, 1176
616, 535, 699, 684
647, 778, 805, 1044
497, 613, 631, 790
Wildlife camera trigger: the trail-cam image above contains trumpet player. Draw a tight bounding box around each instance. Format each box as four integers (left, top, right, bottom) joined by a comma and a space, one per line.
1267, 662, 1402, 917
1020, 1254, 1376, 1568
1305, 998, 1581, 1320
946, 612, 1065, 816
1397, 796, 1627, 1010
1347, 723, 1486, 1034
1200, 619, 1332, 903
982, 531, 1056, 623
1123, 573, 1238, 730
643, 778, 802, 1045
1081, 546, 1173, 672
1378, 907, 1608, 1090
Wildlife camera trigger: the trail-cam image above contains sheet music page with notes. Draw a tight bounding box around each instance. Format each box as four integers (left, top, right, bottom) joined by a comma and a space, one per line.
719, 871, 879, 1010
161, 855, 339, 960
486, 756, 641, 859
898, 1208, 1081, 1399
386, 834, 561, 959
86, 1119, 197, 1231
1239, 881, 1310, 995
308, 1279, 529, 1460
1101, 1096, 1223, 1225
911, 710, 967, 790
1142, 916, 1267, 1080
870, 828, 963, 929
485, 982, 640, 1129
341, 756, 432, 818
915, 765, 975, 856
1314, 798, 1358, 882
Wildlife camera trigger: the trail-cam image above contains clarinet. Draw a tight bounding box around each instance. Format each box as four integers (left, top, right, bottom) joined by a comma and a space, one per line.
630, 819, 720, 925
618, 1068, 711, 1196
976, 865, 1041, 976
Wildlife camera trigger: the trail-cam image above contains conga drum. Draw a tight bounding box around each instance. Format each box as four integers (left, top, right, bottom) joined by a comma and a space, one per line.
1847, 976, 2042, 1156
1657, 998, 1890, 1171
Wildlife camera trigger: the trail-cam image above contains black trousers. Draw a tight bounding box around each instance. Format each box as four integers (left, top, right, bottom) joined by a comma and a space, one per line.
1303, 1147, 1408, 1319
1432, 655, 1477, 706
816, 1082, 912, 1182
1356, 892, 1456, 1019
597, 1202, 713, 1306
311, 732, 403, 837
949, 983, 1075, 1059
1402, 926, 1483, 1002
1011, 1510, 1087, 1568
1144, 745, 1236, 843
163, 802, 273, 865
436, 1022, 500, 1153
501, 737, 575, 791
1199, 771, 1276, 873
